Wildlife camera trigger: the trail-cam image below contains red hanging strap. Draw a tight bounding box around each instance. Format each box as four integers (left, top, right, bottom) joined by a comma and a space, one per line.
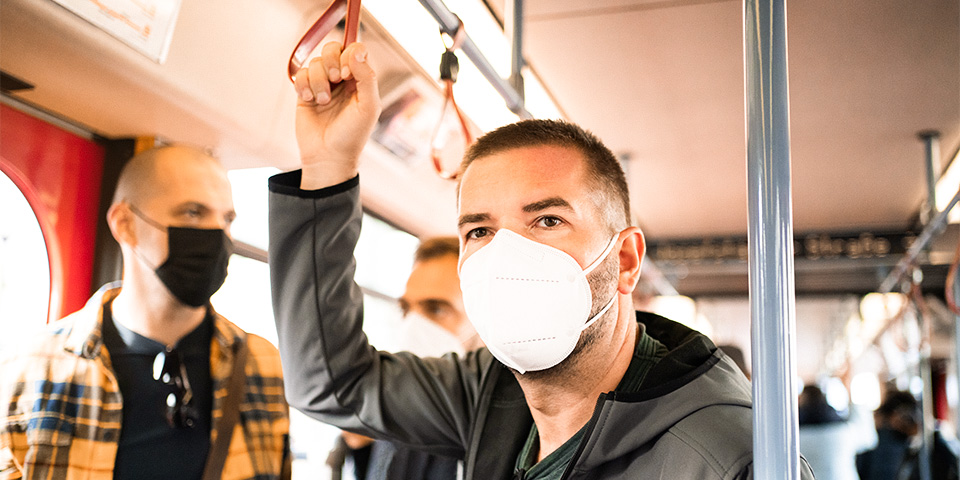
288, 0, 363, 82
946, 238, 960, 314
431, 79, 474, 180
430, 17, 472, 180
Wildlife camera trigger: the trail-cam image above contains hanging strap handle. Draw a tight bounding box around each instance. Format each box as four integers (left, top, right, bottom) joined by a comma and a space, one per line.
430, 17, 473, 180
288, 0, 363, 82
946, 238, 960, 314
202, 336, 249, 480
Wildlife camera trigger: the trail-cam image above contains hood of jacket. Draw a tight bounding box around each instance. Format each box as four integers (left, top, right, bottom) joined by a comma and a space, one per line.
565, 311, 753, 474
466, 311, 754, 479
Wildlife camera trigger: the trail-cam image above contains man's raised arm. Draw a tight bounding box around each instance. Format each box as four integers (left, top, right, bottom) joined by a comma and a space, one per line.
268, 42, 482, 457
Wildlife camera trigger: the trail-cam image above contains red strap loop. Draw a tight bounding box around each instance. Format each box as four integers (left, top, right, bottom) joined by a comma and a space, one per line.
431, 78, 474, 180
946, 238, 960, 314
431, 16, 472, 180
443, 16, 467, 52
288, 0, 363, 82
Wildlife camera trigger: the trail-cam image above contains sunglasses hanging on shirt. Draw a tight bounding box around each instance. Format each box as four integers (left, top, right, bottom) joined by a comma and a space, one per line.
153, 348, 200, 428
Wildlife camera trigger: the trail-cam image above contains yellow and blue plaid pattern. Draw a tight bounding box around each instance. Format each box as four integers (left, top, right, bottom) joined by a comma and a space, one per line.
0, 286, 290, 480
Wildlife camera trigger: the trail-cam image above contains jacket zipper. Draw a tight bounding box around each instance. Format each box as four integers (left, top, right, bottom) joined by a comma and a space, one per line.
558, 392, 610, 480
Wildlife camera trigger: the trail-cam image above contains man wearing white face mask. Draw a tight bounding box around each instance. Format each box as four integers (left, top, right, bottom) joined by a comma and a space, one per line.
396, 237, 482, 357
269, 42, 814, 479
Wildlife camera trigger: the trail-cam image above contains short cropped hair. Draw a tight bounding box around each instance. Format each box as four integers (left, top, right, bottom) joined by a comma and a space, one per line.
458, 119, 631, 232
111, 145, 220, 207
414, 236, 460, 263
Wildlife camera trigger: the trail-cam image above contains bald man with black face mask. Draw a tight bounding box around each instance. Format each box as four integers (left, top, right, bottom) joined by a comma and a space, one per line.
1, 146, 290, 480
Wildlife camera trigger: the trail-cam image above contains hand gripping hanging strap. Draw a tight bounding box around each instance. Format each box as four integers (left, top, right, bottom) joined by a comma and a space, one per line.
201, 336, 249, 480
431, 17, 474, 180
288, 0, 363, 82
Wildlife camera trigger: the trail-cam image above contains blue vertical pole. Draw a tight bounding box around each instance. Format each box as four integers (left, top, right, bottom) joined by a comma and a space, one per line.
744, 1, 800, 479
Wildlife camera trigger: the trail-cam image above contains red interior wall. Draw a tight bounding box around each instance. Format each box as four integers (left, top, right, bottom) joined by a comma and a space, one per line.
0, 104, 105, 322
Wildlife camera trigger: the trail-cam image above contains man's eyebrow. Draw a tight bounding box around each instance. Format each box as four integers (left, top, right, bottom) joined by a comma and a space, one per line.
522, 197, 573, 214
174, 202, 236, 220
175, 201, 209, 212
420, 298, 453, 309
458, 212, 490, 228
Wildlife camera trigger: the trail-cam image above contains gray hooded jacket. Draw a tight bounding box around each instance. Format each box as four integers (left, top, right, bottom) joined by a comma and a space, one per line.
267, 172, 815, 480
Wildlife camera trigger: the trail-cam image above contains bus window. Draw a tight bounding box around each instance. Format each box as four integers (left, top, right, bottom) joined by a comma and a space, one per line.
212, 254, 277, 345
0, 170, 51, 354
224, 167, 276, 252
354, 213, 420, 349
211, 167, 278, 343
211, 167, 420, 346
211, 166, 421, 478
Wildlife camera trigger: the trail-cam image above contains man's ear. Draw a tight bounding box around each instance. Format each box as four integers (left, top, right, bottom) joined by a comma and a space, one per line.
617, 226, 645, 295
107, 203, 135, 247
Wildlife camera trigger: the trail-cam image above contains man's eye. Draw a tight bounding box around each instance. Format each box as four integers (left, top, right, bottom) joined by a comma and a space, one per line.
466, 227, 490, 240
429, 303, 450, 317
185, 208, 202, 218
538, 216, 563, 228
421, 301, 451, 319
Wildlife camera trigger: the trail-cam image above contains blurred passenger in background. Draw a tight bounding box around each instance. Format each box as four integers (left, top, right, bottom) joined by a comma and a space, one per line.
799, 385, 843, 425
394, 237, 482, 357
327, 237, 480, 480
856, 390, 958, 480
798, 384, 858, 480
0, 146, 290, 479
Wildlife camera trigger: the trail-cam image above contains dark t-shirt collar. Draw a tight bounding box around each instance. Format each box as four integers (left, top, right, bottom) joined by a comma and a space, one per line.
103, 301, 213, 357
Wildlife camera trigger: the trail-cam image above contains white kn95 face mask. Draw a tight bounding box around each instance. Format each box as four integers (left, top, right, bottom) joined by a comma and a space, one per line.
396, 312, 469, 357
458, 229, 619, 374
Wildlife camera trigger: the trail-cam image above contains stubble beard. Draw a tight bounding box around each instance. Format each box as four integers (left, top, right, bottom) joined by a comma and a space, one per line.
513, 251, 621, 384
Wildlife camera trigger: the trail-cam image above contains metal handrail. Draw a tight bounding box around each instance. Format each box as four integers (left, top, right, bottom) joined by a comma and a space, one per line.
417, 0, 532, 118
879, 187, 960, 293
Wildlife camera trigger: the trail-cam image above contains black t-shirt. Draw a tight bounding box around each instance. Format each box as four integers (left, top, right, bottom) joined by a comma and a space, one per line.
102, 302, 213, 480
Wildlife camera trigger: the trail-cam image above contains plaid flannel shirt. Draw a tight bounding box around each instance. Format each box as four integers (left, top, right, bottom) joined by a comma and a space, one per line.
0, 286, 290, 480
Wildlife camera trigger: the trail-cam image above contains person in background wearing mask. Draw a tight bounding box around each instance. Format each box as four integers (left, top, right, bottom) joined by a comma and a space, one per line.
0, 146, 290, 479
394, 237, 482, 358
856, 390, 959, 480
327, 237, 481, 480
268, 42, 815, 479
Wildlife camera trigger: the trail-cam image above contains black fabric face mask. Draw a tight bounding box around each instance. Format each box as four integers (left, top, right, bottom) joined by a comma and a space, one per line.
156, 226, 233, 307
130, 206, 233, 307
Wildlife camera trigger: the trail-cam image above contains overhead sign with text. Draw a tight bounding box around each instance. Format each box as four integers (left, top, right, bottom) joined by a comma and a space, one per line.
52, 0, 182, 63
648, 232, 917, 264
